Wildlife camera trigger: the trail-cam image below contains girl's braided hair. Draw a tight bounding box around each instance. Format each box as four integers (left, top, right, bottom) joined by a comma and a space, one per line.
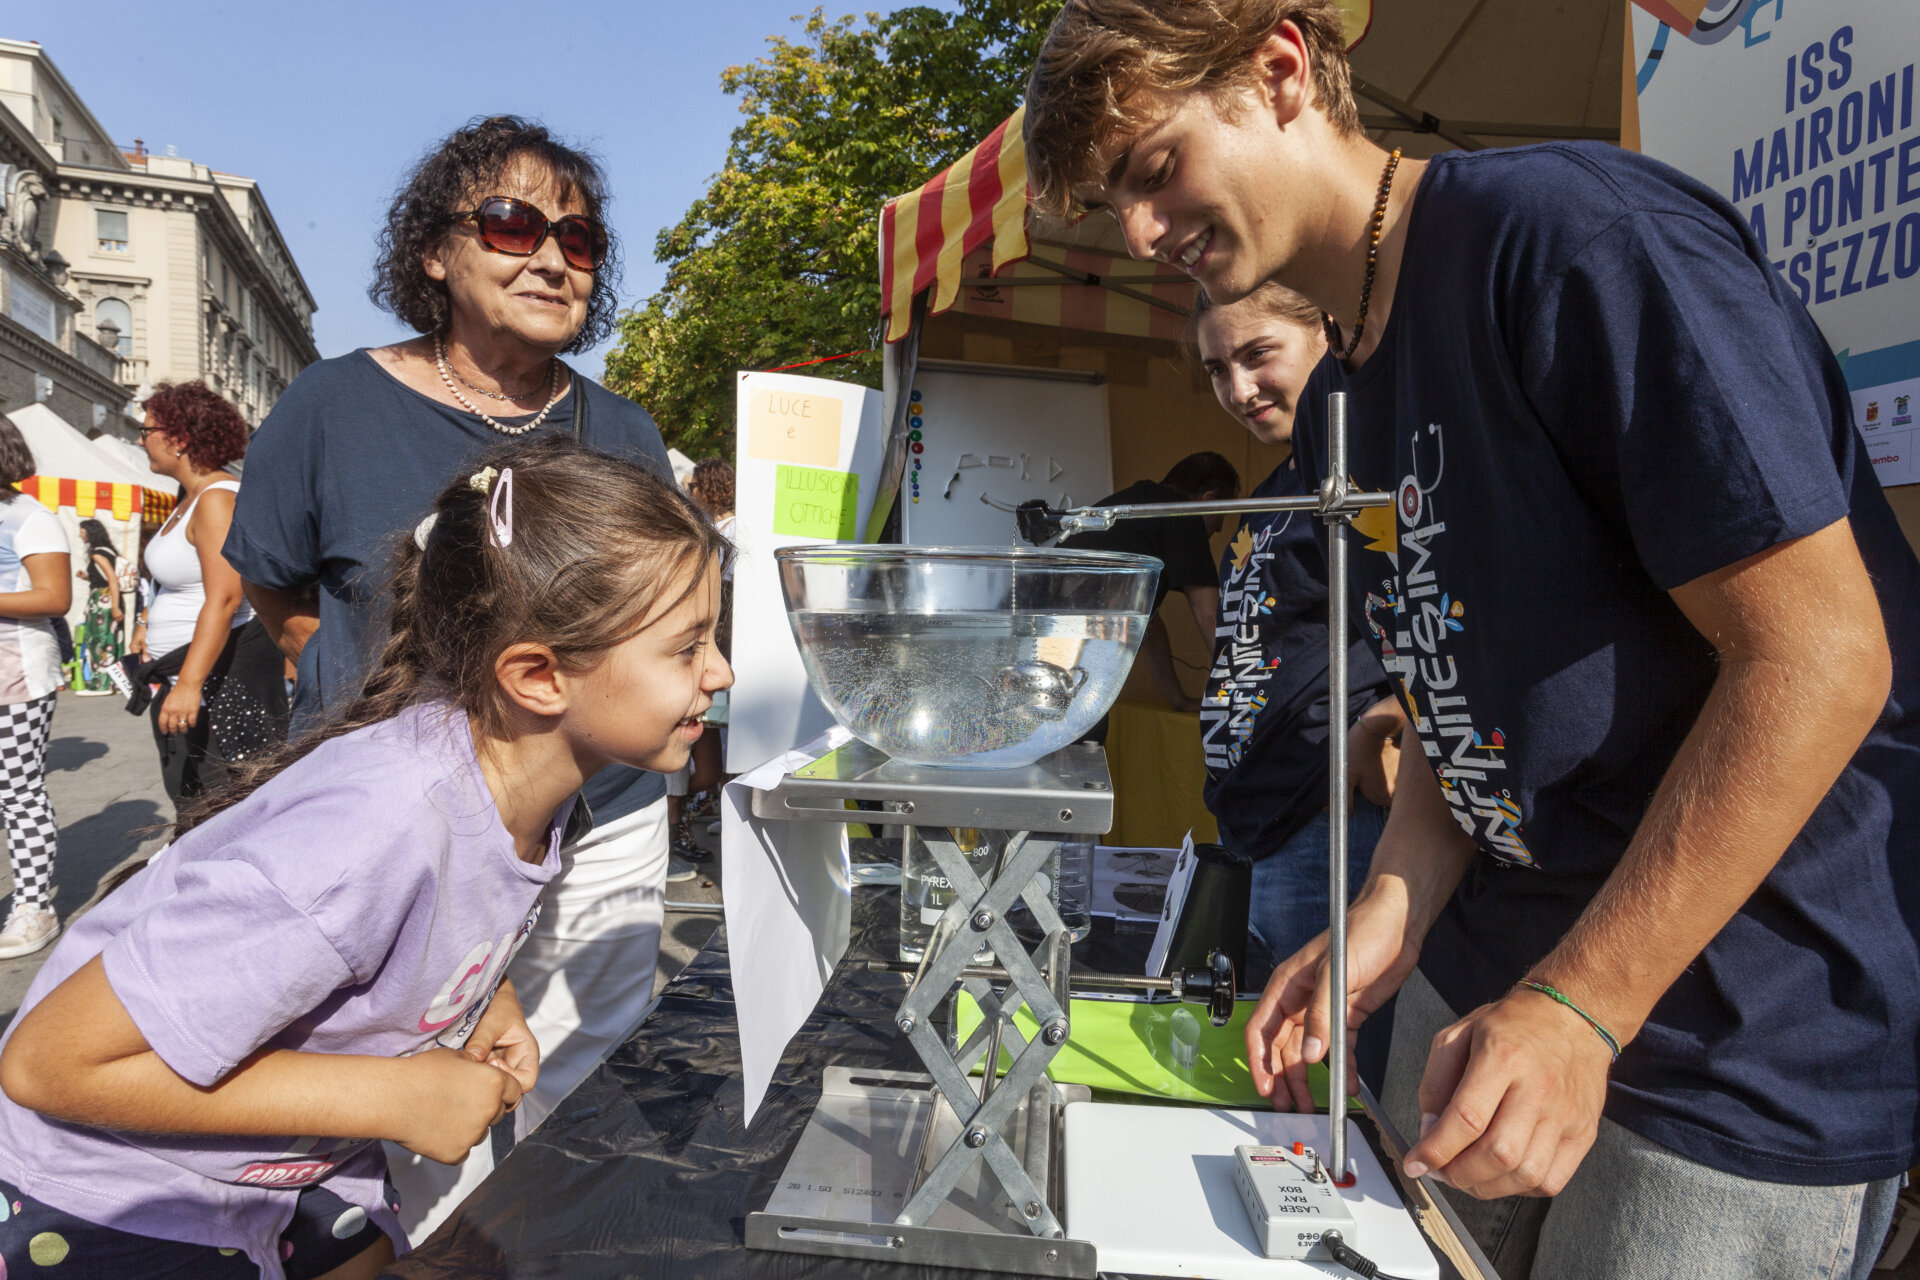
174, 434, 728, 836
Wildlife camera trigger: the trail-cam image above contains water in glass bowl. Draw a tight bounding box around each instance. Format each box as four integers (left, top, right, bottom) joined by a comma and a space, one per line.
790, 609, 1148, 768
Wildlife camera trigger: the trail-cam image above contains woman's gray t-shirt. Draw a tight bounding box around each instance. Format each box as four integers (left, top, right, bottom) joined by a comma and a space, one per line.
224, 350, 674, 824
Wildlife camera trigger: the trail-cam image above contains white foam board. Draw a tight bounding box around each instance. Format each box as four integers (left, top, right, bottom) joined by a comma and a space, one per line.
1063, 1103, 1439, 1279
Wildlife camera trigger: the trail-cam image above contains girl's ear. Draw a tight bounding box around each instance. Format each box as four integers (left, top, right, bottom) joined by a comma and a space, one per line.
496, 642, 568, 717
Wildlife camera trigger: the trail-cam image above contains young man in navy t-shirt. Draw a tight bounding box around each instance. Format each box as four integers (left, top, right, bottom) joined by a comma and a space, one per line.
1025, 2, 1920, 1276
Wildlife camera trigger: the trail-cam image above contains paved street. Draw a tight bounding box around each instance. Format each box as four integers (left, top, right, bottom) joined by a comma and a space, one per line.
0, 692, 723, 1033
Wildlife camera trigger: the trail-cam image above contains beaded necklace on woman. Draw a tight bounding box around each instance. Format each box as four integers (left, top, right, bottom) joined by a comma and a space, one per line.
434, 331, 564, 437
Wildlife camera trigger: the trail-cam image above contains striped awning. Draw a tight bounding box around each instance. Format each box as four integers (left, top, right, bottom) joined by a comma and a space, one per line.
16, 476, 144, 522
940, 242, 1197, 343
878, 1, 1372, 344
881, 108, 1032, 342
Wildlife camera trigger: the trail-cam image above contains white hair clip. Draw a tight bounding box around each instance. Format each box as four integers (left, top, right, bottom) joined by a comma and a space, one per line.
469, 466, 499, 493
488, 467, 514, 548
413, 512, 439, 551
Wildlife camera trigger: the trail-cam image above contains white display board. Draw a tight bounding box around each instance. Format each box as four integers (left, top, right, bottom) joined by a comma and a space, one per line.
900, 363, 1112, 546
727, 372, 885, 773
1064, 1105, 1439, 1280
1631, 0, 1920, 486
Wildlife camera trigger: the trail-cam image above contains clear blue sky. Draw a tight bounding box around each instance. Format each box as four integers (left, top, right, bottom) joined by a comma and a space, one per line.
16, 1, 942, 378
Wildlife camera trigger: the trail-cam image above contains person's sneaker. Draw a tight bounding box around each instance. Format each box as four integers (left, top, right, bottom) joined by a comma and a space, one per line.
706, 819, 723, 837
672, 823, 711, 862
665, 854, 700, 883
0, 907, 60, 960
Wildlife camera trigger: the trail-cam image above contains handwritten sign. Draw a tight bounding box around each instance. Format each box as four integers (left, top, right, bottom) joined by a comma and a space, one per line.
773, 465, 861, 540
748, 388, 843, 467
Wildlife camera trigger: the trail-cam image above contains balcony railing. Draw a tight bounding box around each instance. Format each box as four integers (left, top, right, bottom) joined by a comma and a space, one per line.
70, 332, 121, 381
115, 357, 149, 391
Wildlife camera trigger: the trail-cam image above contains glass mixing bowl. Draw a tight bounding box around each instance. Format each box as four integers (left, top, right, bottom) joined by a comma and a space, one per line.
777, 545, 1161, 769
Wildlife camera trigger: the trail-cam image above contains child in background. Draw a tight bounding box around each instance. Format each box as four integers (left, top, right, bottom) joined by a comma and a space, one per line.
0, 436, 731, 1279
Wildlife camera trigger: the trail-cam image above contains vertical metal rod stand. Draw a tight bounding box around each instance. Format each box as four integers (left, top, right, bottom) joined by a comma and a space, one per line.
1321, 390, 1355, 1181
1019, 391, 1392, 1182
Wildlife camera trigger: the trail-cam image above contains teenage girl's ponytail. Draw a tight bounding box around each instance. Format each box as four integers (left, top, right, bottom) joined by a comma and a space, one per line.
172, 436, 726, 837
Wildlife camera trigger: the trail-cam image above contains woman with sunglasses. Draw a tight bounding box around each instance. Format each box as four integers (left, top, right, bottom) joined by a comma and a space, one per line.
222, 115, 679, 1244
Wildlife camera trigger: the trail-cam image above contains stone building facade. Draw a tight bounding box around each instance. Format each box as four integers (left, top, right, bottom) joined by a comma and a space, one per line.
0, 58, 126, 437
0, 37, 318, 439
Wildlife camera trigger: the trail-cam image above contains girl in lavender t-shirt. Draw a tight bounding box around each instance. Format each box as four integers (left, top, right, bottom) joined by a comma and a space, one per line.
0, 438, 731, 1280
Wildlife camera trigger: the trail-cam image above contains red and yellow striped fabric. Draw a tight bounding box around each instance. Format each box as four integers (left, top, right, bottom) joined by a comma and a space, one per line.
943, 244, 1196, 343
15, 477, 144, 522
881, 108, 1031, 342
878, 3, 1371, 345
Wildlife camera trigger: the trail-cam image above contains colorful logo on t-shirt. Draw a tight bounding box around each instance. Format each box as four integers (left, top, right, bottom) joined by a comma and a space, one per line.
236, 1159, 336, 1188
1364, 422, 1535, 868
232, 1136, 365, 1188
1202, 519, 1291, 771
419, 902, 544, 1048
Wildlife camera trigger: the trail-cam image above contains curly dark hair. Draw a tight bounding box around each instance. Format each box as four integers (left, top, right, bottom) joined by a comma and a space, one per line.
369, 115, 621, 354
0, 419, 35, 501
686, 457, 735, 517
145, 380, 249, 472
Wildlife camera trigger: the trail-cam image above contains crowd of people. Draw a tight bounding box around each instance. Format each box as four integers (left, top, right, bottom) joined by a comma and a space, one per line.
0, 0, 1912, 1276
0, 116, 740, 1276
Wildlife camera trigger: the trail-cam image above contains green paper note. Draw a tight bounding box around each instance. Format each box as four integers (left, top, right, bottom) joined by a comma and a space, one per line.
955, 993, 1358, 1111
773, 465, 860, 540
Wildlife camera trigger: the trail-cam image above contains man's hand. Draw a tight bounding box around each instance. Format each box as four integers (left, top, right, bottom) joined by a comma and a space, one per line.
1245, 880, 1422, 1111
1402, 987, 1612, 1198
464, 980, 539, 1097
387, 1049, 523, 1165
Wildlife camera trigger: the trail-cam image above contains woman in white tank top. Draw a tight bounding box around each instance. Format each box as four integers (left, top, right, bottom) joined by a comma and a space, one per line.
133, 383, 286, 806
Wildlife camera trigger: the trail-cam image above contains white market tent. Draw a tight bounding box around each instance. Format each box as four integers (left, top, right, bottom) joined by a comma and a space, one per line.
7, 403, 153, 636
91, 432, 166, 487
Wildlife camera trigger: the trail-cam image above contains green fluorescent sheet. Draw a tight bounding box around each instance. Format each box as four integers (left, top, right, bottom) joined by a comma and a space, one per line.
954, 994, 1356, 1111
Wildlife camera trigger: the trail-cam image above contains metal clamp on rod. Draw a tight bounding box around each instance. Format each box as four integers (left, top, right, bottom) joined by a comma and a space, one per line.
1014, 480, 1389, 547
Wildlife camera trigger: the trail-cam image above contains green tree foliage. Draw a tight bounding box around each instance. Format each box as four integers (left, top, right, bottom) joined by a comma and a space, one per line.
603, 2, 1061, 456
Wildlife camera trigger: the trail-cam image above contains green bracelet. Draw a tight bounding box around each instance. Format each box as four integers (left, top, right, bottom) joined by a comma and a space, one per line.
1516, 980, 1621, 1062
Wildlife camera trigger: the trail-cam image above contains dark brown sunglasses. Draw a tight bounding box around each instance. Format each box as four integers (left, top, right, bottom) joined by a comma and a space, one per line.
453, 196, 608, 271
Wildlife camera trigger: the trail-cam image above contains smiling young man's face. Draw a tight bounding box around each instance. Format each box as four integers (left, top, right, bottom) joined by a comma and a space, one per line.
1070, 30, 1332, 307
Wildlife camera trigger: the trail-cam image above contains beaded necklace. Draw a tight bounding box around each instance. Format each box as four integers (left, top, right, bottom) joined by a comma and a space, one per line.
434, 332, 563, 436
1324, 148, 1402, 363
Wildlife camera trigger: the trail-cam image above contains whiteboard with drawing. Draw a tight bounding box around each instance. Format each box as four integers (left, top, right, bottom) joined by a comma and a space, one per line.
900, 361, 1112, 547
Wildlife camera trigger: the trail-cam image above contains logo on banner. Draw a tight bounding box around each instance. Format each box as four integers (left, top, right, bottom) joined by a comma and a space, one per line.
1866, 401, 1880, 424
1896, 395, 1913, 426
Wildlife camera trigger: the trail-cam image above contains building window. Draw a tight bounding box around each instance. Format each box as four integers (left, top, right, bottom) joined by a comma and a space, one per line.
96, 209, 129, 254
95, 298, 133, 355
